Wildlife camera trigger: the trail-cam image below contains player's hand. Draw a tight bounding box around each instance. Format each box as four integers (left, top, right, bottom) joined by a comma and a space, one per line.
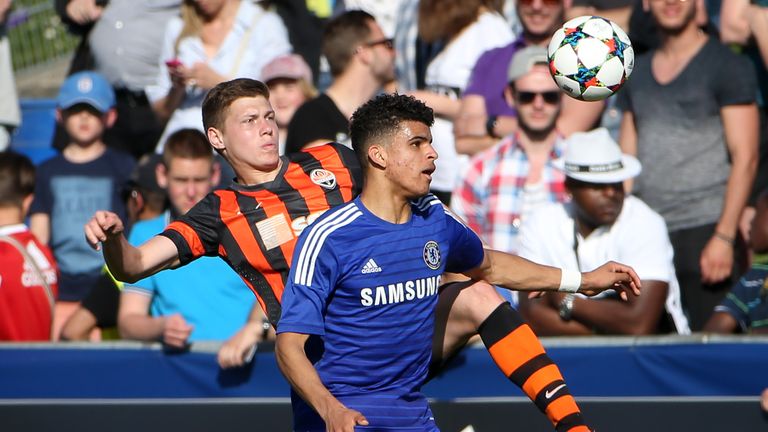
700, 236, 733, 284
162, 314, 193, 348
323, 404, 369, 432
580, 261, 641, 300
84, 211, 125, 250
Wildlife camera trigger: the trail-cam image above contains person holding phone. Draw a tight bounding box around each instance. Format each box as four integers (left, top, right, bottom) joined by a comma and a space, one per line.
54, 0, 180, 160
146, 0, 291, 152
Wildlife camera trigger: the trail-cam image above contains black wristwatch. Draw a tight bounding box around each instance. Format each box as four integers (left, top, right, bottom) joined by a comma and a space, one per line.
486, 115, 499, 138
558, 294, 575, 321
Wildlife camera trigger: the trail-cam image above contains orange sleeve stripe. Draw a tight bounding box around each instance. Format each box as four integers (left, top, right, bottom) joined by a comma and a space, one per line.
311, 144, 356, 202
546, 395, 581, 424
218, 191, 286, 298
521, 364, 563, 400
487, 324, 546, 376
166, 221, 206, 257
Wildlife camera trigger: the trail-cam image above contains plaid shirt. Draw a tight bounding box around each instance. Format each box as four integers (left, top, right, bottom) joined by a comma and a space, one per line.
451, 133, 569, 254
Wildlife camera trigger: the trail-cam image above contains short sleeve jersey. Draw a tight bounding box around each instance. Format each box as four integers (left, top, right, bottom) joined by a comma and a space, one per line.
714, 264, 768, 333
284, 94, 350, 154
278, 195, 484, 430
159, 143, 363, 325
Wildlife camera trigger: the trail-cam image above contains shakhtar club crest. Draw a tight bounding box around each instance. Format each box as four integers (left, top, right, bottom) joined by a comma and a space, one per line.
423, 241, 441, 270
310, 169, 337, 190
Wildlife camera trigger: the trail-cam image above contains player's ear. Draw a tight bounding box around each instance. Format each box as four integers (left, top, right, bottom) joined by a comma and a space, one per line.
368, 145, 386, 168
207, 127, 225, 152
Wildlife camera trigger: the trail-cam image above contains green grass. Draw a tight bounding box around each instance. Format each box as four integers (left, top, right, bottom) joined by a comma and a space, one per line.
7, 0, 78, 72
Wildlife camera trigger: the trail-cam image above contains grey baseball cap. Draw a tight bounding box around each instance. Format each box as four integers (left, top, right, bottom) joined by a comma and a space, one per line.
507, 46, 549, 83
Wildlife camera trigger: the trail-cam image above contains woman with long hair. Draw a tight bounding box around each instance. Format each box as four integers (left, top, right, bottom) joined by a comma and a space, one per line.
147, 0, 292, 152
409, 0, 513, 205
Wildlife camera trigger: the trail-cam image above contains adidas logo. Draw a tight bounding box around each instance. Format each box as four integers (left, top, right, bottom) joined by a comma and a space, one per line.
361, 258, 382, 274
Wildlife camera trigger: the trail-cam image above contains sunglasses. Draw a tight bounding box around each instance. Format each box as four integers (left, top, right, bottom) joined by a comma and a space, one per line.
365, 38, 394, 50
515, 91, 561, 105
518, 0, 562, 6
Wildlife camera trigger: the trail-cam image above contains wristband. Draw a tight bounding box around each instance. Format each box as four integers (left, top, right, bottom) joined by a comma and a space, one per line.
558, 269, 582, 293
713, 232, 735, 246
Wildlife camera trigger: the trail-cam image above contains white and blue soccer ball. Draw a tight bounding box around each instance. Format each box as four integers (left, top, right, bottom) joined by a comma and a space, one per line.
547, 15, 634, 102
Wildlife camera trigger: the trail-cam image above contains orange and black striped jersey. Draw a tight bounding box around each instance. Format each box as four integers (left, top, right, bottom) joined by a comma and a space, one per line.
160, 143, 363, 325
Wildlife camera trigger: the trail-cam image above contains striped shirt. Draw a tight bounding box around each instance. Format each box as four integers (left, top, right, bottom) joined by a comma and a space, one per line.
451, 133, 568, 254
160, 143, 363, 325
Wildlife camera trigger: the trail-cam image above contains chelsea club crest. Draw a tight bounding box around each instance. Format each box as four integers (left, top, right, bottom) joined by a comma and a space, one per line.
423, 241, 441, 270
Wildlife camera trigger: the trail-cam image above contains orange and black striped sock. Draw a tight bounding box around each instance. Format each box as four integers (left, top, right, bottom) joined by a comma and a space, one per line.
478, 302, 591, 432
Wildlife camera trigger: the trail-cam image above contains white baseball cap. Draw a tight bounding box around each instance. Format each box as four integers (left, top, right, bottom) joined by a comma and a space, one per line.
553, 127, 641, 183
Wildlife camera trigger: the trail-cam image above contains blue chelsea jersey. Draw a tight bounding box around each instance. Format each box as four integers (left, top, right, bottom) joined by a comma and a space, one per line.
278, 194, 484, 431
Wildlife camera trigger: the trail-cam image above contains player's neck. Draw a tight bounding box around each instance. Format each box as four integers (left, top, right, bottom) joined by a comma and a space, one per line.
359, 182, 412, 225
235, 158, 283, 186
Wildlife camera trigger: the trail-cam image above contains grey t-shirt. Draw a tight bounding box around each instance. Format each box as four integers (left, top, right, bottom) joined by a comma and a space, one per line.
616, 38, 757, 231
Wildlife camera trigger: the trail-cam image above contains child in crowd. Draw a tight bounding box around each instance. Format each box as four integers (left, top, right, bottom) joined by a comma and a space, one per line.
29, 71, 135, 339
0, 152, 59, 341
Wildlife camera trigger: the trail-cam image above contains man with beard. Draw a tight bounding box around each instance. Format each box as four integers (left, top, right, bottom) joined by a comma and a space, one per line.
517, 128, 690, 335
454, 0, 603, 156
618, 0, 758, 330
284, 10, 396, 153
452, 46, 568, 258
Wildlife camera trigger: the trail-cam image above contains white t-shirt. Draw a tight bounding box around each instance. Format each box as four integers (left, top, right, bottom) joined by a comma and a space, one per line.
425, 11, 513, 192
146, 1, 291, 151
518, 195, 690, 334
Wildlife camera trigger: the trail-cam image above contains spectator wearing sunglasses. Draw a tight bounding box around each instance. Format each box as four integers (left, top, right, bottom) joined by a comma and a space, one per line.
284, 10, 396, 154
454, 0, 604, 157
452, 46, 568, 305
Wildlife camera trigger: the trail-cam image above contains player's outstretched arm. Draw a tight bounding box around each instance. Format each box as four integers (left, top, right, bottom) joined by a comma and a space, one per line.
276, 332, 369, 431
84, 210, 180, 283
464, 249, 641, 299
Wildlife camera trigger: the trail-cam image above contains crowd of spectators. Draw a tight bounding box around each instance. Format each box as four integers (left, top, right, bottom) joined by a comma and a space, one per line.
1, 0, 767, 355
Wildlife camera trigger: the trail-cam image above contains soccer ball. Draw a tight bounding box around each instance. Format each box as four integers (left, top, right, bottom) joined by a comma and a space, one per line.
547, 15, 634, 101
